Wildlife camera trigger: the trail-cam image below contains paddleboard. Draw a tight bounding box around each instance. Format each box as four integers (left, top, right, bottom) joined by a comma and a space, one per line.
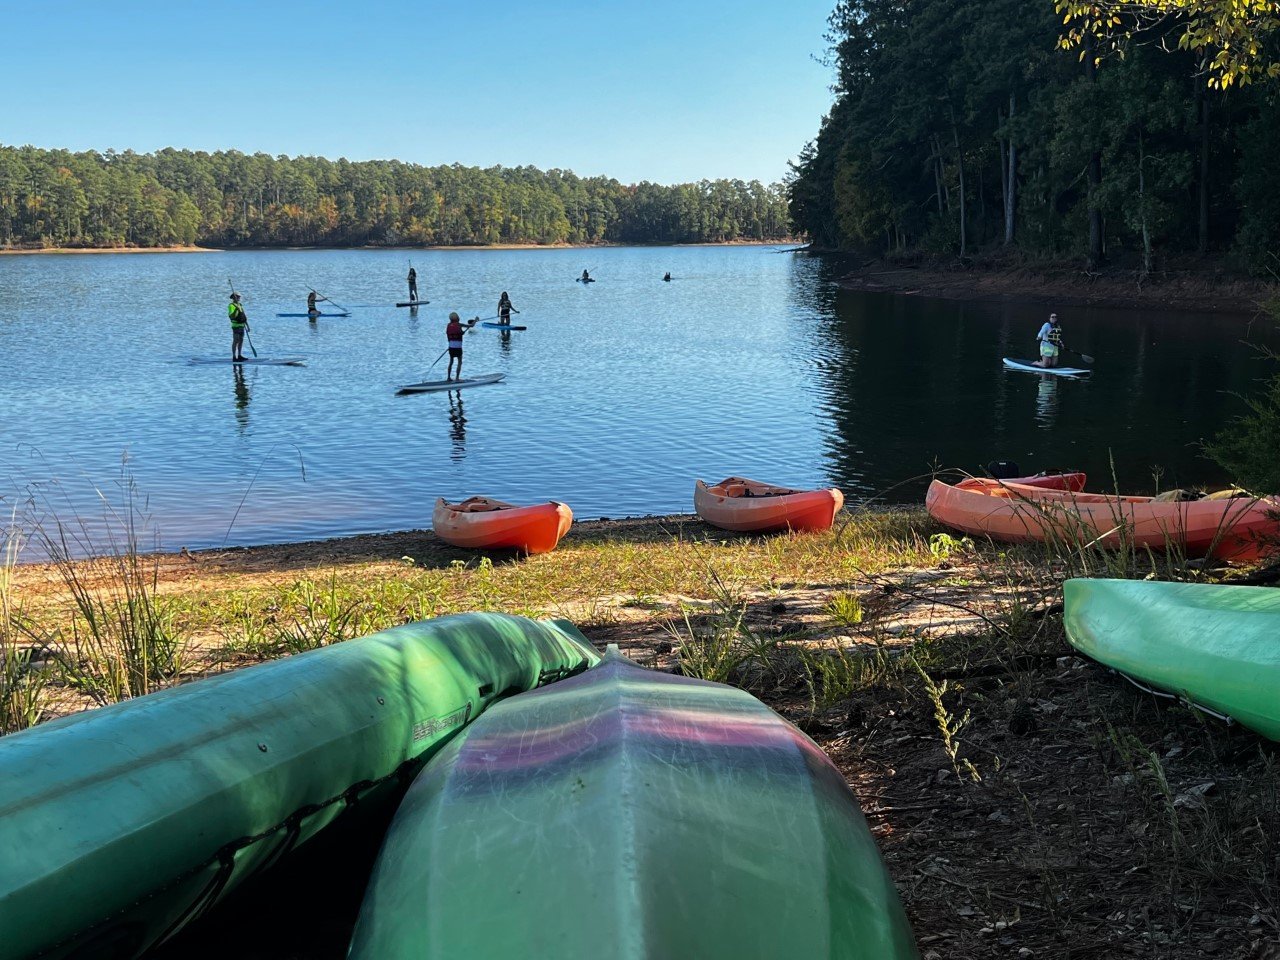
576, 277, 595, 283
275, 311, 351, 318
396, 372, 505, 395
189, 357, 307, 366
396, 300, 431, 307
481, 321, 527, 330
1002, 357, 1091, 377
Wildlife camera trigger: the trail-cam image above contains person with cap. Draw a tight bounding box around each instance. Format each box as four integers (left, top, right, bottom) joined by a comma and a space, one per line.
228, 292, 249, 362
408, 267, 419, 302
1033, 312, 1064, 368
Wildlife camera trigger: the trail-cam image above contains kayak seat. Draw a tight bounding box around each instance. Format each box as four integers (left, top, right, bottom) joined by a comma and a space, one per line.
712, 477, 802, 499
453, 497, 512, 513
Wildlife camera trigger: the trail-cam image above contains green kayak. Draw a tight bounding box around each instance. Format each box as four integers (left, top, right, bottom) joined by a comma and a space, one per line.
0, 613, 597, 960
349, 647, 918, 959
1064, 578, 1280, 740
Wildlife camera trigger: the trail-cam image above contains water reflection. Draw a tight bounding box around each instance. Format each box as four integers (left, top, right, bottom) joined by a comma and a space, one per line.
232, 366, 250, 432
448, 393, 467, 460
1034, 376, 1058, 429
806, 268, 1277, 495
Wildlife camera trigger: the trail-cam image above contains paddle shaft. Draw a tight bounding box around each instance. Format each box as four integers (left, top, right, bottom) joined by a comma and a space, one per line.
310, 286, 352, 314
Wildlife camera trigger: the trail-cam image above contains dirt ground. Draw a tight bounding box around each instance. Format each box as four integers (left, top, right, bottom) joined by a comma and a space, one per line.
12, 520, 1279, 958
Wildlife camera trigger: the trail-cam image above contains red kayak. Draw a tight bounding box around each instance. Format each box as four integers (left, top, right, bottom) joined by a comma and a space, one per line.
433, 497, 573, 554
958, 471, 1086, 492
928, 478, 1279, 561
694, 477, 844, 533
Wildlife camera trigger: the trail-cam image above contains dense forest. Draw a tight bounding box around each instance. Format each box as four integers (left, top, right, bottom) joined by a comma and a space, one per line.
788, 0, 1280, 271
0, 144, 790, 249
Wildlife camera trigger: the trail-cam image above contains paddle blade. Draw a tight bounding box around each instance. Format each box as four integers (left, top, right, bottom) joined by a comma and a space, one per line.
1078, 353, 1095, 364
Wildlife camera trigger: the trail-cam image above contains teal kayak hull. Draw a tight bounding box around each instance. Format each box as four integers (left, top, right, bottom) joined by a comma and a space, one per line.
0, 613, 597, 960
349, 648, 918, 959
1064, 578, 1280, 740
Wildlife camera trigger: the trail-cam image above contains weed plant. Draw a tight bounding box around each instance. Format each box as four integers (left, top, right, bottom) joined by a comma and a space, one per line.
22, 472, 184, 705
0, 524, 46, 733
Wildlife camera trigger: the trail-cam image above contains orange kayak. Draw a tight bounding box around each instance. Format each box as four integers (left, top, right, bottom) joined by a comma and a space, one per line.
432, 497, 573, 554
927, 478, 1279, 561
694, 477, 844, 533
959, 471, 1086, 492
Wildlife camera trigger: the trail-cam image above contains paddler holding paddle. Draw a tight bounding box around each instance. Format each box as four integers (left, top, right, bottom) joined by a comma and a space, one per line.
228, 292, 249, 362
408, 267, 419, 302
497, 291, 517, 325
306, 290, 328, 317
1033, 312, 1063, 369
445, 311, 478, 382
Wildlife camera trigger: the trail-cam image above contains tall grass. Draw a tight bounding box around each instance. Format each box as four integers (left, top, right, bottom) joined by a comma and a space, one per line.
21, 471, 184, 705
667, 571, 784, 689
0, 523, 46, 733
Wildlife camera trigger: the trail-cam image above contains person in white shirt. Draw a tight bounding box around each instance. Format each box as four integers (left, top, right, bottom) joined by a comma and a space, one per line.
1034, 313, 1063, 368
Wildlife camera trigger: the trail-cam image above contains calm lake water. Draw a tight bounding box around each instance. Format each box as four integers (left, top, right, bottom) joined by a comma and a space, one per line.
1, 245, 1275, 552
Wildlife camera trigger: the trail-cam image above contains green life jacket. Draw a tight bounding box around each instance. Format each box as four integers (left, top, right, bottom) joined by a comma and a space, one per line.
229, 302, 247, 328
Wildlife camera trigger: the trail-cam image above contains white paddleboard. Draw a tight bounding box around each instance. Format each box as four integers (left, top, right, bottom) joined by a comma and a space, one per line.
1002, 357, 1090, 377
188, 357, 307, 366
396, 372, 505, 395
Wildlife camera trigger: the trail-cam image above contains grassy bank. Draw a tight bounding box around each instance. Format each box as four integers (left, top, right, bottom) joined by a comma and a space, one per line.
5, 509, 1278, 957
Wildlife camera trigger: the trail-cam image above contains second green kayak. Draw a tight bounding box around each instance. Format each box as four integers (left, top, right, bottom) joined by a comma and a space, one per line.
1064, 578, 1280, 740
349, 647, 918, 959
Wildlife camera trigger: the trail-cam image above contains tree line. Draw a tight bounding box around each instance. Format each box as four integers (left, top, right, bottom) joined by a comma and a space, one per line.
788, 0, 1280, 272
0, 144, 791, 249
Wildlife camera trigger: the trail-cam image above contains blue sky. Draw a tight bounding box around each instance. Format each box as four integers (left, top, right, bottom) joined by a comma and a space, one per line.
3, 0, 835, 185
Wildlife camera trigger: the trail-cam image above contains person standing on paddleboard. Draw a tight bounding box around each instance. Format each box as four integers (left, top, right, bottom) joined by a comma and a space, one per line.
445, 312, 466, 382
228, 292, 249, 362
1034, 313, 1063, 368
408, 267, 419, 302
497, 291, 516, 326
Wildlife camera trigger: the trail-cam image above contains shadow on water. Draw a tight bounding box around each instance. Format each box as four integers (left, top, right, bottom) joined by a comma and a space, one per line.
795, 255, 1280, 500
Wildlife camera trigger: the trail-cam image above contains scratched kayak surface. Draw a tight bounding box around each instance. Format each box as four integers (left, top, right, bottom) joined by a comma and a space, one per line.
349, 647, 918, 959
0, 613, 597, 960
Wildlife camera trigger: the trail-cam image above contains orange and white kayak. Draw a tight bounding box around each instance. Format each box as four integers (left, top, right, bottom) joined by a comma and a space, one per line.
958, 471, 1086, 492
432, 497, 573, 554
927, 478, 1279, 561
694, 477, 844, 534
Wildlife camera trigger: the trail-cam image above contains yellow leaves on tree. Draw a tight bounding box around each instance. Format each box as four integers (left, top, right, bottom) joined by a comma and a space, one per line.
1054, 0, 1280, 87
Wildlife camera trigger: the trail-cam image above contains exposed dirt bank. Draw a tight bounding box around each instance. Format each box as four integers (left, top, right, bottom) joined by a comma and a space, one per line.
837, 253, 1279, 315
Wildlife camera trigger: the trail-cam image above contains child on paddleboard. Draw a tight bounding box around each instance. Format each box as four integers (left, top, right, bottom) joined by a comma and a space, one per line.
445, 312, 471, 382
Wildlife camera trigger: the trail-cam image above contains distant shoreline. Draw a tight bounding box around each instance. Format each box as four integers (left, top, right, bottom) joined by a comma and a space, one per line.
0, 239, 797, 256
0, 245, 220, 256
